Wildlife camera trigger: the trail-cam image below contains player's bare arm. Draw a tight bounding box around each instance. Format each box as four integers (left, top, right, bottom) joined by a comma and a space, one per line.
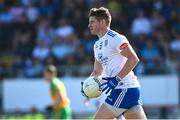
90, 58, 103, 77
118, 44, 139, 79
83, 59, 103, 104
54, 90, 64, 106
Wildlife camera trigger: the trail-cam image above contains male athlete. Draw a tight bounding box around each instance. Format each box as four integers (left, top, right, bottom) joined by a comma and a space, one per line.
44, 65, 72, 119
82, 7, 147, 119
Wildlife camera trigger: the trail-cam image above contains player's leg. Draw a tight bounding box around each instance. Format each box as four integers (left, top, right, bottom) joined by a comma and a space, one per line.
104, 87, 146, 119
116, 114, 126, 120
124, 105, 147, 119
94, 103, 116, 119
94, 89, 127, 119
121, 87, 147, 119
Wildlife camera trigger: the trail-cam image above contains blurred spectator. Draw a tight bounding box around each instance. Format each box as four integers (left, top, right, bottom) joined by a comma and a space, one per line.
131, 10, 152, 36
170, 32, 180, 53
107, 0, 126, 32
0, 0, 179, 77
32, 40, 50, 62
159, 0, 173, 19
25, 1, 40, 23
13, 31, 33, 60
107, 0, 122, 17
153, 0, 163, 11
81, 29, 96, 55
65, 55, 75, 66
64, 34, 79, 54
74, 44, 86, 65
62, 0, 76, 18
71, 9, 87, 37
44, 53, 57, 65
37, 18, 54, 46
9, 1, 25, 22
132, 34, 146, 53
123, 0, 140, 19
175, 1, 180, 13
154, 30, 170, 59
140, 39, 164, 74
21, 0, 31, 6
85, 0, 104, 8
169, 32, 180, 73
39, 0, 57, 17
55, 18, 74, 38
24, 57, 43, 78
0, 6, 15, 23
171, 14, 180, 32
12, 55, 25, 76
51, 36, 69, 61
16, 13, 33, 31
51, 34, 79, 63
150, 10, 166, 29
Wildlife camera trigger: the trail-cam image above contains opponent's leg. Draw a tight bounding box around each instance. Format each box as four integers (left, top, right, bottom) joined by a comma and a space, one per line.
124, 105, 147, 119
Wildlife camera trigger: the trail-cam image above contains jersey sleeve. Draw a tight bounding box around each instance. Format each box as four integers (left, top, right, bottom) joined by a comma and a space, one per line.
111, 35, 129, 53
50, 82, 58, 91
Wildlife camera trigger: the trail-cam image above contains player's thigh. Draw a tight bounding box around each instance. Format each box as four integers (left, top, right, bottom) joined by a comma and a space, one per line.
124, 105, 147, 119
94, 103, 116, 119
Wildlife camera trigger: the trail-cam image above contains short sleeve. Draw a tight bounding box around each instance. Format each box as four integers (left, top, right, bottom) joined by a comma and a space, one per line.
111, 35, 129, 52
50, 82, 58, 91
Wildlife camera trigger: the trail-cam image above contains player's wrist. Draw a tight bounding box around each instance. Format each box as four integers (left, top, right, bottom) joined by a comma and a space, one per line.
115, 76, 121, 82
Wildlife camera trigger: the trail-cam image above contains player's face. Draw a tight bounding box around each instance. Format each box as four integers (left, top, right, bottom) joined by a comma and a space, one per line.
43, 71, 52, 82
88, 16, 100, 35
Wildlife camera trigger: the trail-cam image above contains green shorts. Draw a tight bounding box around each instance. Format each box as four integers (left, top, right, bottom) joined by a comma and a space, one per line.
52, 106, 72, 119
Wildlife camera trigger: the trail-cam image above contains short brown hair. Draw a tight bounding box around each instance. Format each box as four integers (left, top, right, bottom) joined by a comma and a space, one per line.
89, 7, 111, 26
44, 65, 57, 75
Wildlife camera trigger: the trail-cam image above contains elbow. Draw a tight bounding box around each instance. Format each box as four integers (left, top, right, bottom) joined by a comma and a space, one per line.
134, 56, 139, 66
91, 70, 102, 76
130, 55, 139, 65
136, 57, 140, 64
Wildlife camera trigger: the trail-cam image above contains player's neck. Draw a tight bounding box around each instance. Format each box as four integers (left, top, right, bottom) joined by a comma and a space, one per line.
97, 28, 108, 38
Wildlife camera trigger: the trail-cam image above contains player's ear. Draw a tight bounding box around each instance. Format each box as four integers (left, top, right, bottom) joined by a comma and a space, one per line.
99, 19, 106, 25
103, 19, 107, 26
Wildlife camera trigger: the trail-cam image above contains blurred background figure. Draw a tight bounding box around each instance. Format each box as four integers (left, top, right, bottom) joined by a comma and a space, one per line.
43, 65, 72, 119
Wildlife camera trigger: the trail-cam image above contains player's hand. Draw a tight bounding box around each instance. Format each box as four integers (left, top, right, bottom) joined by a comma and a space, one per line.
81, 82, 89, 98
83, 98, 90, 107
100, 76, 120, 94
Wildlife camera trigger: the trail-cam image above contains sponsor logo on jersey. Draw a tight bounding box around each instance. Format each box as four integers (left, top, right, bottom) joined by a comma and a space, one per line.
98, 53, 108, 66
95, 45, 98, 48
104, 39, 108, 46
99, 42, 103, 50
